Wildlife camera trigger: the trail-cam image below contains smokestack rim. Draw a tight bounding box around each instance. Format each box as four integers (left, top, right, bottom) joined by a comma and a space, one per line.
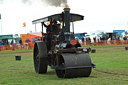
64, 8, 70, 11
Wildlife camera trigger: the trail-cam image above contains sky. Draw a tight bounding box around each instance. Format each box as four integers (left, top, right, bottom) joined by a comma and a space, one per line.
0, 0, 128, 35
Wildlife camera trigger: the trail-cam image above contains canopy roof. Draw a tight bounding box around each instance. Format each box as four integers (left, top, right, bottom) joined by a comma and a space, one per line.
32, 13, 84, 24
27, 33, 42, 38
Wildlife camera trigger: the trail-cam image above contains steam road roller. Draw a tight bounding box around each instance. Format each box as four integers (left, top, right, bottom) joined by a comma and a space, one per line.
32, 8, 95, 78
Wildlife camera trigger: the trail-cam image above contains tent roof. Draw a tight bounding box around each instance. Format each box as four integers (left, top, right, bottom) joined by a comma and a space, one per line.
28, 33, 42, 37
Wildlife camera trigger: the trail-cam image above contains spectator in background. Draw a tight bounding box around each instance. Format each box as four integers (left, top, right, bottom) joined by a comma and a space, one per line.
116, 36, 120, 45
75, 37, 79, 42
112, 35, 116, 45
24, 39, 28, 49
127, 36, 128, 44
112, 35, 116, 40
123, 35, 127, 44
86, 37, 91, 46
37, 38, 40, 41
5, 40, 8, 45
123, 35, 127, 40
11, 40, 13, 45
27, 39, 31, 49
81, 36, 85, 46
107, 37, 111, 45
0, 40, 2, 51
75, 37, 82, 44
25, 39, 28, 43
89, 37, 91, 46
11, 39, 15, 50
93, 37, 96, 43
19, 38, 23, 48
120, 36, 123, 44
35, 37, 40, 41
0, 40, 2, 45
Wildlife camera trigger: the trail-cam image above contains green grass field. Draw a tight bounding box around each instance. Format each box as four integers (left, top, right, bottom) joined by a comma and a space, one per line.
0, 45, 128, 85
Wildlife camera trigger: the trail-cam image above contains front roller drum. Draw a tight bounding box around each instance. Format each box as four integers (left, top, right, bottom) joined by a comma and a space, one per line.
55, 53, 92, 78
33, 41, 48, 74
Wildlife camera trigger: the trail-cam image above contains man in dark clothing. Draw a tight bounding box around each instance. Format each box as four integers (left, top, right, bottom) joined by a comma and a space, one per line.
11, 40, 13, 45
43, 22, 52, 33
123, 36, 127, 44
19, 39, 23, 48
123, 36, 127, 40
93, 37, 96, 43
19, 39, 22, 44
52, 20, 58, 33
81, 36, 85, 46
43, 22, 52, 50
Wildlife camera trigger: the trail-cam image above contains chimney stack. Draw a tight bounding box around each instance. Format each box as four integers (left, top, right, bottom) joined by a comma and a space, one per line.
63, 8, 70, 32
64, 8, 70, 11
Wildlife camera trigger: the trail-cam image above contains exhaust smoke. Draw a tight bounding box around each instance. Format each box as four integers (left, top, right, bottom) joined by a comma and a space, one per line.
0, 0, 69, 8
21, 0, 32, 4
41, 0, 69, 8
21, 0, 69, 7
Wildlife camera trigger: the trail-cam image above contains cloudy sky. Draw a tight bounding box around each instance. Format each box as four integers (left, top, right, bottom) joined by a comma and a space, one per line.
0, 0, 128, 35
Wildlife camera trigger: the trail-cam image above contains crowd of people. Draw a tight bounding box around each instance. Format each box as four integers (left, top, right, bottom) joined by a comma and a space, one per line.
79, 35, 128, 46
0, 37, 42, 51
1, 34, 128, 51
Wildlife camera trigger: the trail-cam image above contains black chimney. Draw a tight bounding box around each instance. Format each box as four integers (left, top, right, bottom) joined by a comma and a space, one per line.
63, 8, 70, 32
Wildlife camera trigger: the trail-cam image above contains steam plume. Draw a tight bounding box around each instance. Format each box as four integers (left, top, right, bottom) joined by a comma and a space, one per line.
41, 0, 69, 8
21, 0, 69, 7
21, 0, 32, 5
0, 0, 69, 8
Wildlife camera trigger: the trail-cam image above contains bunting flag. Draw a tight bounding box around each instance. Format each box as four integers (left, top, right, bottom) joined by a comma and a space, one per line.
23, 22, 26, 27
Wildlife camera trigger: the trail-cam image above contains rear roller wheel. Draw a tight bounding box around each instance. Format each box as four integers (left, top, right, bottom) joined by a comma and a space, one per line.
33, 42, 48, 74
